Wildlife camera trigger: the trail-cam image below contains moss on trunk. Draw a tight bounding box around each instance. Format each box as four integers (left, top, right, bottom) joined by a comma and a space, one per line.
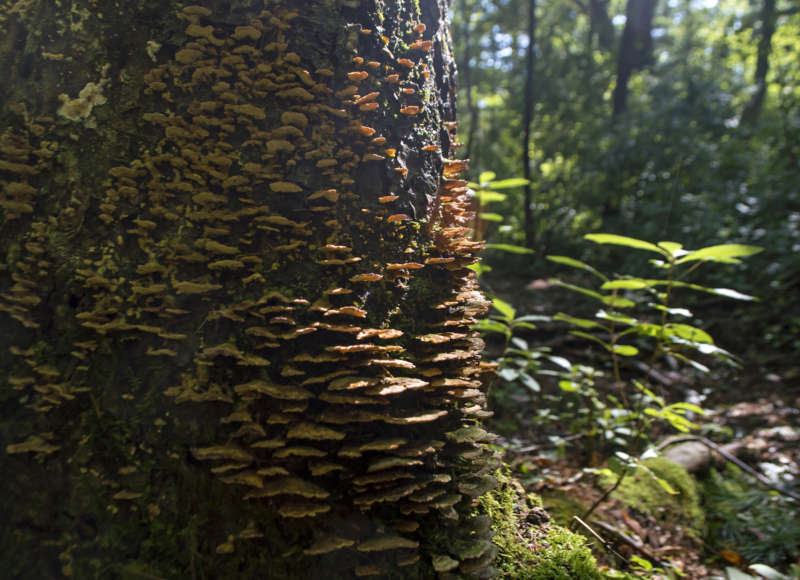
479, 471, 603, 580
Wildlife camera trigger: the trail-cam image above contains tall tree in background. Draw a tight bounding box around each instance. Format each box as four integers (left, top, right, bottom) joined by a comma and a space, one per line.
612, 0, 658, 117
741, 0, 777, 125
0, 1, 501, 578
522, 0, 537, 247
459, 0, 481, 165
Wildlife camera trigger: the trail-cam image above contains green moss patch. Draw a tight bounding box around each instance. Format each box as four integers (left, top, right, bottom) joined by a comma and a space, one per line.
602, 457, 705, 535
480, 470, 603, 579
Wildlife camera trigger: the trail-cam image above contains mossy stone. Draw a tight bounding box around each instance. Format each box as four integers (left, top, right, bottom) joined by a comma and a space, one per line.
601, 456, 705, 535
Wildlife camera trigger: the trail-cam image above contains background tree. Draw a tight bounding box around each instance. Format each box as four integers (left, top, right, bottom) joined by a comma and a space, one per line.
612, 0, 657, 117
0, 1, 504, 578
522, 0, 537, 247
740, 0, 777, 125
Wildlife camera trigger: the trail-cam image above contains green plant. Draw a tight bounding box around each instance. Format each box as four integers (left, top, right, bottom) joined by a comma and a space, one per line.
704, 466, 800, 570
473, 296, 560, 397
547, 234, 760, 444
548, 235, 762, 522
476, 233, 763, 561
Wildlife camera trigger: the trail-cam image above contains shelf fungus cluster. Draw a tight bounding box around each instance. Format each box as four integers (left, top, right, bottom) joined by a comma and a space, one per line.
2, 1, 500, 577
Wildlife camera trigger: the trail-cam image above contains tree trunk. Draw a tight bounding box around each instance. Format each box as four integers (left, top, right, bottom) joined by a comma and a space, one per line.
612, 0, 657, 118
458, 0, 480, 168
0, 1, 500, 578
741, 0, 777, 125
522, 0, 537, 248
590, 0, 615, 52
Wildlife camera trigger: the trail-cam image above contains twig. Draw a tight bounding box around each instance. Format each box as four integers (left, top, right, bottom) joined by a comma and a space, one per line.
571, 516, 629, 563
658, 435, 800, 502
573, 466, 629, 527
589, 519, 668, 567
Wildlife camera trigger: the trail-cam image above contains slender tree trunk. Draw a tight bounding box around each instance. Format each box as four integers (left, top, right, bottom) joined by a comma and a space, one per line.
0, 1, 500, 578
741, 0, 777, 125
523, 0, 537, 248
590, 0, 615, 52
459, 0, 480, 167
612, 0, 657, 118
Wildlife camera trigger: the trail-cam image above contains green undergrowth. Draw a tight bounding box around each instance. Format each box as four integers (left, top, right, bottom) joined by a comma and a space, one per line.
480, 470, 604, 579
703, 465, 800, 568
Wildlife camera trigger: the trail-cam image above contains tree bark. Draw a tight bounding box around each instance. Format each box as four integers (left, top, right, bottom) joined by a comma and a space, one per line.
741, 0, 777, 125
0, 1, 500, 578
522, 0, 537, 248
612, 0, 657, 118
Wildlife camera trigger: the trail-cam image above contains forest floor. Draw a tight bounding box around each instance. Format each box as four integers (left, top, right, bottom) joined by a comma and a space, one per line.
482, 273, 800, 579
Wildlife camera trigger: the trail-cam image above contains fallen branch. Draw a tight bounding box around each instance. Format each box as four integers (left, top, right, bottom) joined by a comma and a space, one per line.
657, 435, 800, 502
588, 519, 669, 568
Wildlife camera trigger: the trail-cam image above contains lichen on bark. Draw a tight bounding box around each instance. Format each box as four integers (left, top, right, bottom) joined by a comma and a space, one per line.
1, 1, 504, 578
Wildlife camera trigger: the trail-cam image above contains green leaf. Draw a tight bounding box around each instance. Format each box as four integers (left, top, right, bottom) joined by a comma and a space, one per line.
665, 323, 713, 344
515, 315, 552, 322
547, 355, 572, 370
472, 319, 510, 336
676, 244, 763, 264
478, 212, 504, 222
601, 279, 658, 290
558, 380, 580, 392
554, 313, 603, 329
546, 255, 608, 281
497, 367, 519, 382
748, 564, 791, 580
651, 475, 679, 495
669, 337, 735, 359
601, 294, 636, 308
608, 455, 627, 475
611, 344, 639, 356
630, 556, 654, 571
491, 297, 516, 322
568, 330, 611, 349
707, 287, 759, 301
649, 303, 692, 317
595, 310, 637, 325
660, 410, 697, 432
668, 402, 705, 414
726, 567, 760, 580
484, 243, 534, 254
511, 321, 538, 331
474, 190, 507, 204
634, 381, 663, 404
519, 372, 541, 393
669, 281, 758, 300
489, 177, 529, 189
551, 280, 605, 302
657, 241, 684, 256
478, 171, 496, 184
584, 233, 666, 255
467, 262, 491, 276
671, 352, 710, 373
630, 321, 664, 337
